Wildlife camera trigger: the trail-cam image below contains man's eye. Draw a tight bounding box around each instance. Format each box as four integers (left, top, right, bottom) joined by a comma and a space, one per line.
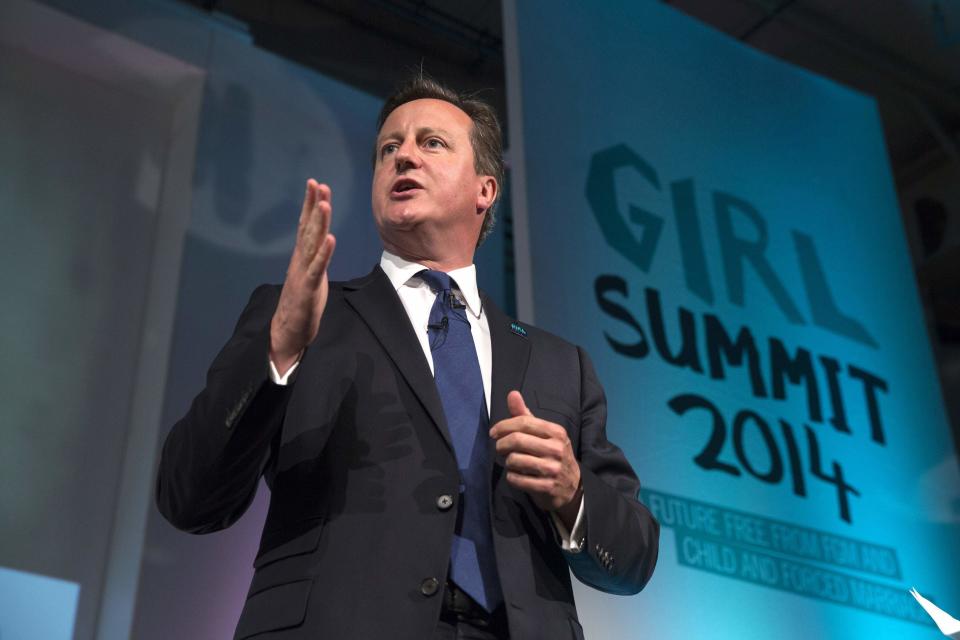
381, 143, 398, 156
425, 138, 445, 149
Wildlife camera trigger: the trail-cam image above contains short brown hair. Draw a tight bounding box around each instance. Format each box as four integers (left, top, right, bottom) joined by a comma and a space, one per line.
374, 76, 504, 246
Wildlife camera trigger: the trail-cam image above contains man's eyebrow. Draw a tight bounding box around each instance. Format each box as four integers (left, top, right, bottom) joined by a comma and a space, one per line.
376, 127, 455, 145
418, 127, 454, 139
377, 130, 402, 145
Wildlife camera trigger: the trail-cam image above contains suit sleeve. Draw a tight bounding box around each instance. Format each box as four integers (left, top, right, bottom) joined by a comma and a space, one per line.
564, 346, 660, 594
156, 284, 292, 534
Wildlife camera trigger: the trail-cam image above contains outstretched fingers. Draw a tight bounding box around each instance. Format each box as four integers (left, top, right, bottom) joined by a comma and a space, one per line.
298, 181, 332, 273
307, 233, 336, 280
297, 180, 317, 235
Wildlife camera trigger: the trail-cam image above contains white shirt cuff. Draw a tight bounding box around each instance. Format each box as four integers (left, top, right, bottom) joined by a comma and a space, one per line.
550, 495, 586, 553
269, 358, 300, 385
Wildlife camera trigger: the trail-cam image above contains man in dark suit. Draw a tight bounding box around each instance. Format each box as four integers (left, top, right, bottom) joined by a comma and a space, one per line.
157, 76, 659, 639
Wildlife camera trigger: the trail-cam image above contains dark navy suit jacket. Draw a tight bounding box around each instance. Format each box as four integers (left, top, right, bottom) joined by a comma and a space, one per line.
157, 265, 659, 639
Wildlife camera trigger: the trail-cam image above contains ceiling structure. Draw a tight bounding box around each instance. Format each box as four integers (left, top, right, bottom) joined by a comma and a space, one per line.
183, 0, 960, 184
181, 0, 960, 444
669, 0, 960, 186
186, 0, 507, 130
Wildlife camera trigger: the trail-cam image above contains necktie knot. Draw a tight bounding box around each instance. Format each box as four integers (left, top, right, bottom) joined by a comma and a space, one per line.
418, 269, 453, 294
420, 269, 467, 322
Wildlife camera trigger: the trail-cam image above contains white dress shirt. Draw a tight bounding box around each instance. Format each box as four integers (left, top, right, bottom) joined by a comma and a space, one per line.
269, 250, 585, 552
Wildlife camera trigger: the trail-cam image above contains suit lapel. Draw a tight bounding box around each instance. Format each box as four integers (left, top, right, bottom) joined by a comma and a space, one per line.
483, 293, 531, 427
344, 266, 452, 450
483, 292, 532, 502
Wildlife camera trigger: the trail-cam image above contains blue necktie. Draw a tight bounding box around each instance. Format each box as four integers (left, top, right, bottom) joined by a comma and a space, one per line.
419, 269, 502, 611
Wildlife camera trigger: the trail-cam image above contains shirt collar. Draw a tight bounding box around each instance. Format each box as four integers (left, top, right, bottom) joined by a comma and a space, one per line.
380, 250, 482, 319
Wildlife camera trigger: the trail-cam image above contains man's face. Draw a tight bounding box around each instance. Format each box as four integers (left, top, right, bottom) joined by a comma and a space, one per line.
372, 98, 491, 246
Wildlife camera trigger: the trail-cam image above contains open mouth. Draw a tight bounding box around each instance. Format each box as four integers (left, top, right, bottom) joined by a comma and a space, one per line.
391, 178, 423, 196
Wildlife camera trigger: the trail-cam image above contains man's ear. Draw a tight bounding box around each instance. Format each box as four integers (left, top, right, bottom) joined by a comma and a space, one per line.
476, 176, 498, 214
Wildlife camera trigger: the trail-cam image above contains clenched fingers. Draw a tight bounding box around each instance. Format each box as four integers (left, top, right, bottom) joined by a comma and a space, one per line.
489, 415, 568, 442
504, 451, 563, 478
493, 429, 565, 460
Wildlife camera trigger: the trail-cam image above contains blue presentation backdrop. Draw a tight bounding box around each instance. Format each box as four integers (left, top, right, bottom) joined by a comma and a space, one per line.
506, 1, 960, 637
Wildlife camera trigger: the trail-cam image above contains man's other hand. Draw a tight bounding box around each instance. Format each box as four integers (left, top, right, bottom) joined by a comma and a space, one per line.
490, 391, 583, 529
270, 179, 337, 375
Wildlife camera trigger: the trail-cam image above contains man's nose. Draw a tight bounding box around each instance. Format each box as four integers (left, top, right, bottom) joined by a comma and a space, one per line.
394, 139, 421, 171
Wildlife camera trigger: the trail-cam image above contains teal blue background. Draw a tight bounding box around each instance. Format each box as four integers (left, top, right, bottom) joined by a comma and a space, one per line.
0, 567, 78, 639
509, 1, 960, 637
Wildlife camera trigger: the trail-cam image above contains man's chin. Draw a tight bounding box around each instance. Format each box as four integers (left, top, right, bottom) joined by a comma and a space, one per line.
378, 209, 423, 231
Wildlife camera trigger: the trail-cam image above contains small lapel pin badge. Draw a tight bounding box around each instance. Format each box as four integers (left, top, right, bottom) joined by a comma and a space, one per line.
510, 322, 528, 337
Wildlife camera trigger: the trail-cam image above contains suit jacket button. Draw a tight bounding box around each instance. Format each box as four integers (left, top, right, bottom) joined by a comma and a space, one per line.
436, 494, 454, 511
420, 577, 440, 596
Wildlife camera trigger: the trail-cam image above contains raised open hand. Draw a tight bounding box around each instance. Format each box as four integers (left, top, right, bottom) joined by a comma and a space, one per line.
269, 179, 337, 375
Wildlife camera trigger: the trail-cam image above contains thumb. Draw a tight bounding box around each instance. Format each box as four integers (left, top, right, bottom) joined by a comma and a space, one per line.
507, 390, 533, 417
